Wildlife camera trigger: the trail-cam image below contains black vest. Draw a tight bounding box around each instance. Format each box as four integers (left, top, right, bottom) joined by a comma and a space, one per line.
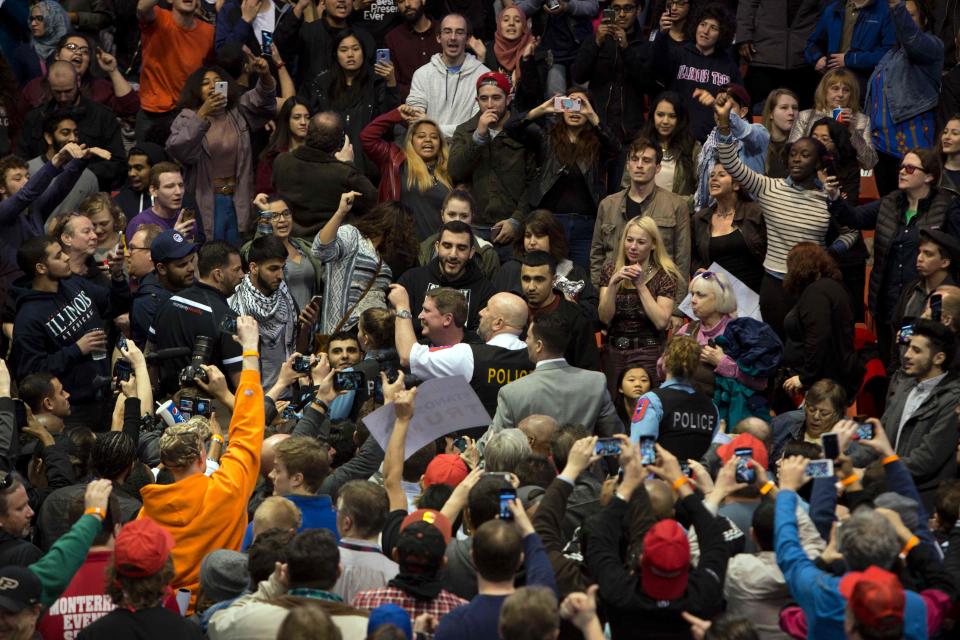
653, 386, 717, 462
469, 342, 534, 424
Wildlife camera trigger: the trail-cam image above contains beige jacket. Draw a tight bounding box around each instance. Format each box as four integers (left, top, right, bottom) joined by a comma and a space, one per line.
589, 187, 691, 299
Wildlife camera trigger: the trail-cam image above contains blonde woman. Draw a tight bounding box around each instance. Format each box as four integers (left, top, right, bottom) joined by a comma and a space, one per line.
360, 106, 453, 241
788, 68, 877, 170
78, 192, 127, 263
598, 216, 682, 395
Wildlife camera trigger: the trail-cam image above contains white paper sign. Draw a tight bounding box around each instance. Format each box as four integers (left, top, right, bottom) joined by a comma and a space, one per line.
363, 376, 492, 460
678, 262, 762, 321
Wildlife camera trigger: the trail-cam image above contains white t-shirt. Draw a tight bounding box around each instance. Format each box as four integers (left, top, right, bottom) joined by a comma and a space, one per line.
252, 4, 275, 49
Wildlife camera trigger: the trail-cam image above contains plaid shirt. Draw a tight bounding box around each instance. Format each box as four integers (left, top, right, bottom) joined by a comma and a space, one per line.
353, 586, 468, 621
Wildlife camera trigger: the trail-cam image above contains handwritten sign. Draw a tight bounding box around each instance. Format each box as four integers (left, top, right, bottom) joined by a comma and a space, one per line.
363, 376, 492, 460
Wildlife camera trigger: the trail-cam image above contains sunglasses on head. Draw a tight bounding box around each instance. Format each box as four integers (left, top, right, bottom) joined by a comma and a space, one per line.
697, 270, 725, 291
0, 473, 16, 492
899, 164, 926, 175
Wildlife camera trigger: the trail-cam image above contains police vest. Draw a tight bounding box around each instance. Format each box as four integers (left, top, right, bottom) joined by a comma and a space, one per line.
653, 386, 717, 462
468, 343, 534, 418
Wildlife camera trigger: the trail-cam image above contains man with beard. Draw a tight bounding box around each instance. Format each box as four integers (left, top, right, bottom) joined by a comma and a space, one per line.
407, 13, 490, 139
396, 220, 496, 333
12, 236, 129, 425
113, 143, 166, 221
149, 241, 246, 394
520, 251, 600, 371
17, 61, 125, 190
449, 72, 535, 256
390, 287, 531, 420
852, 318, 960, 509
384, 0, 441, 99
27, 110, 100, 219
131, 228, 196, 348
126, 162, 202, 244
229, 235, 298, 389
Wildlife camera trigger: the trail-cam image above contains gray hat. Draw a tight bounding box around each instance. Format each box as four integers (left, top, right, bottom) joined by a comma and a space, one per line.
875, 492, 919, 532
200, 550, 249, 603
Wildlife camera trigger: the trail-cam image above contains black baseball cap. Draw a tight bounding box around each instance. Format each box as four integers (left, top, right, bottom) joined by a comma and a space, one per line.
396, 521, 447, 573
151, 229, 197, 263
0, 566, 40, 613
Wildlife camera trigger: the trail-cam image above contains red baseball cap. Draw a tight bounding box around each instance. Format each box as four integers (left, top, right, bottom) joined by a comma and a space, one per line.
115, 518, 175, 577
400, 509, 453, 544
640, 519, 690, 601
422, 454, 469, 489
716, 433, 769, 471
839, 566, 905, 629
476, 71, 511, 96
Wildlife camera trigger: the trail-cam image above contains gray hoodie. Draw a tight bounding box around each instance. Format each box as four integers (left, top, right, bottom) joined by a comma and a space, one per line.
406, 53, 489, 139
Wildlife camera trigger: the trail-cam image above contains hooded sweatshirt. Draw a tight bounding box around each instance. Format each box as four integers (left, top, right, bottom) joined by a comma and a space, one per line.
139, 369, 263, 614
130, 271, 173, 348
406, 53, 490, 139
10, 275, 129, 403
396, 257, 496, 333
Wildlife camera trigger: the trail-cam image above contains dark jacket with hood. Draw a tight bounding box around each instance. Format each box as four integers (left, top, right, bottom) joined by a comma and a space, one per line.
571, 18, 650, 141
273, 11, 377, 86
653, 31, 742, 142
272, 144, 379, 239
299, 70, 400, 180
396, 257, 496, 332
130, 271, 173, 348
10, 275, 130, 403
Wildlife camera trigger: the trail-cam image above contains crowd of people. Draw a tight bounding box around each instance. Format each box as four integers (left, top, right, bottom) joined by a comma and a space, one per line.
1, 0, 960, 637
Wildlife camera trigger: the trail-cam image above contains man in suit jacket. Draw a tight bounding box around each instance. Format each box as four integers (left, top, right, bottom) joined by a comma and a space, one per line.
481, 314, 622, 447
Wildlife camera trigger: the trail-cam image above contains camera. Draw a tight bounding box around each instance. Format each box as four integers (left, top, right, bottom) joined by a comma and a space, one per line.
178, 335, 213, 389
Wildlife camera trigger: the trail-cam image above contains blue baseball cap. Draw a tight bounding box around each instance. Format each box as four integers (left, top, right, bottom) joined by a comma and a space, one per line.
367, 604, 412, 639
151, 229, 197, 263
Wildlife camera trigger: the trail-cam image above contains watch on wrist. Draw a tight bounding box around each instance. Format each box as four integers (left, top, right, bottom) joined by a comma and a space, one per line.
396, 309, 413, 320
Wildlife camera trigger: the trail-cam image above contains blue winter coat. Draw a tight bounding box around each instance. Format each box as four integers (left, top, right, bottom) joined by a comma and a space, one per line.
803, 0, 895, 71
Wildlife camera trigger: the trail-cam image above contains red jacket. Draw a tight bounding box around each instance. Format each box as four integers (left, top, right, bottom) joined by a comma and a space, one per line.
360, 108, 407, 203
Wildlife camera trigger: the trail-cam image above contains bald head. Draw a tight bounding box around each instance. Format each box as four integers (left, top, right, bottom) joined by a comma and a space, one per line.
305, 111, 345, 153
47, 60, 79, 106
644, 479, 675, 520
260, 433, 291, 478
930, 284, 960, 331
491, 293, 528, 333
734, 417, 771, 446
518, 415, 559, 456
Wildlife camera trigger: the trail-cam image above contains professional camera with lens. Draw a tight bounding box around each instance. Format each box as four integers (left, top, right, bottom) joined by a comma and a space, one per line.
178, 335, 213, 388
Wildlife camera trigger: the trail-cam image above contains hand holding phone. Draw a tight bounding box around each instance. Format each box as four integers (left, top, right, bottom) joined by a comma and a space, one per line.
734, 447, 756, 484
639, 436, 656, 465
333, 370, 365, 392
499, 489, 516, 520
595, 437, 622, 457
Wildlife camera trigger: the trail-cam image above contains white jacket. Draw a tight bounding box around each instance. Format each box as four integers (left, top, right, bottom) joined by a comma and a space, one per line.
406, 53, 489, 139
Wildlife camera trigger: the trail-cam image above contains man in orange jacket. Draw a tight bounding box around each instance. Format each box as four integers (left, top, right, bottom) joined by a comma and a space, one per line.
139, 315, 264, 612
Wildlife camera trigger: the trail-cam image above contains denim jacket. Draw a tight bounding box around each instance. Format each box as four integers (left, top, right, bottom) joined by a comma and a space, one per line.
865, 1, 944, 124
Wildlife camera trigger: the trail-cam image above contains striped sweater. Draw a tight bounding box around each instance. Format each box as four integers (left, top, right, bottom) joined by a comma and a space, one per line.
312, 225, 393, 333
717, 139, 856, 275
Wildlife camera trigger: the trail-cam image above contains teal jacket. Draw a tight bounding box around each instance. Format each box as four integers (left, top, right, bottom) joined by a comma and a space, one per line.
31, 513, 101, 607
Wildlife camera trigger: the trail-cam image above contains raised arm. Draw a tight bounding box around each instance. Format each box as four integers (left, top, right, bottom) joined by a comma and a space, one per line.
382, 375, 414, 512
136, 0, 159, 23
387, 284, 417, 367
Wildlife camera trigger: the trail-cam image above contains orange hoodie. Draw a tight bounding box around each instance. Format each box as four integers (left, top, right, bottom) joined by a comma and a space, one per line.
139, 369, 263, 612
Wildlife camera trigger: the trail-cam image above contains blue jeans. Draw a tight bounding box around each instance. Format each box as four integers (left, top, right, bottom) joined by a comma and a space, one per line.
214, 193, 240, 246
553, 213, 593, 269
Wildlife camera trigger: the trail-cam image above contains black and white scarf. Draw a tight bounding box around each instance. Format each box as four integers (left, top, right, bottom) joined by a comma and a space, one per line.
231, 275, 297, 347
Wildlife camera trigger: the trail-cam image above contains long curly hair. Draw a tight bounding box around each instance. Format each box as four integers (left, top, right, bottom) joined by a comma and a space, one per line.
177, 66, 239, 111
354, 201, 419, 275
783, 242, 842, 295
662, 335, 702, 380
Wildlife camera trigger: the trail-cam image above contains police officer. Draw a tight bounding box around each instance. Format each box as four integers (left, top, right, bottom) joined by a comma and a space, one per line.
147, 240, 245, 395
389, 287, 533, 425
629, 335, 720, 462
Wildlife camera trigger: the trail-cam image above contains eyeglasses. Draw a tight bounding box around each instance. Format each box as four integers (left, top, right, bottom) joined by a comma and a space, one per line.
272, 210, 292, 219
29, 14, 44, 22
62, 43, 90, 55
899, 164, 926, 175
697, 270, 725, 291
128, 245, 150, 252
804, 405, 837, 419
610, 5, 636, 12
667, 0, 688, 6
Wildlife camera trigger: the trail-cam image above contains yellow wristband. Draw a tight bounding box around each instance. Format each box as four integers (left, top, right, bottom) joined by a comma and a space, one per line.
84, 507, 105, 521
211, 434, 224, 444
840, 474, 860, 487
242, 350, 260, 358
759, 481, 775, 496
900, 535, 920, 557
882, 454, 900, 465
672, 476, 689, 491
